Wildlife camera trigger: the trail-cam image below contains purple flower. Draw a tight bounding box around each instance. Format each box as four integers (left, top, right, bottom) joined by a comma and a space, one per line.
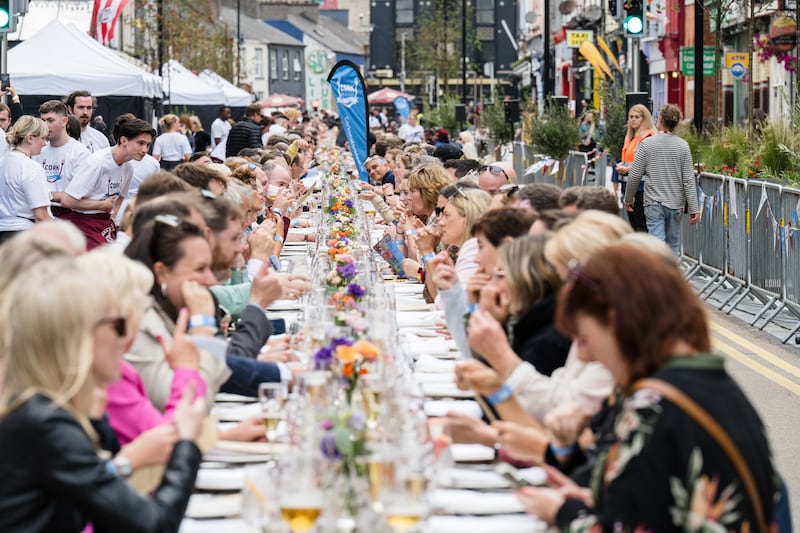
347, 284, 365, 299
344, 199, 354, 208
320, 431, 341, 460
314, 346, 333, 369
348, 413, 366, 432
320, 419, 334, 430
331, 337, 353, 348
338, 263, 357, 279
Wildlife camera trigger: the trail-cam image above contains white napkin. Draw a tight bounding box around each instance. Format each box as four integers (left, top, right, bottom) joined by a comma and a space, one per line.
214, 393, 257, 403
392, 283, 425, 295
210, 402, 260, 422
396, 311, 440, 328
405, 338, 450, 357
450, 444, 496, 463
415, 353, 456, 372
415, 372, 457, 384
180, 519, 251, 533
396, 295, 426, 306
422, 382, 474, 399
287, 227, 316, 235
195, 467, 246, 491
267, 299, 302, 311
437, 467, 546, 490
424, 399, 481, 418
184, 493, 242, 519
428, 515, 545, 532
429, 489, 525, 515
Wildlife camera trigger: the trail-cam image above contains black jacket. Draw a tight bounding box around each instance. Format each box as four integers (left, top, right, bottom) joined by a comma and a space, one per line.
509, 292, 572, 376
0, 394, 201, 533
225, 118, 262, 157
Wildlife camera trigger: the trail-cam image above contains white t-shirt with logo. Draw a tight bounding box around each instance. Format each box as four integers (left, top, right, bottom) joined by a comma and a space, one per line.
65, 147, 133, 214
398, 124, 424, 143
0, 150, 52, 231
33, 138, 90, 203
80, 126, 111, 154
153, 131, 191, 162
210, 118, 231, 148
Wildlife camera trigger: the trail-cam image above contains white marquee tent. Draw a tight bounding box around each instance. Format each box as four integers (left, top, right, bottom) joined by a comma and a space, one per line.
162, 60, 225, 107
198, 69, 253, 107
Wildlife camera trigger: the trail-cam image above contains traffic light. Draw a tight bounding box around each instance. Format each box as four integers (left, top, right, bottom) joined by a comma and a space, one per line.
0, 0, 15, 33
623, 0, 644, 37
503, 99, 520, 123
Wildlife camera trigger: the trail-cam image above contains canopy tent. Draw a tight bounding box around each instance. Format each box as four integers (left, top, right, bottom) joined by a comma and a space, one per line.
198, 70, 253, 107
367, 87, 415, 105
8, 19, 161, 128
259, 93, 304, 109
162, 60, 227, 131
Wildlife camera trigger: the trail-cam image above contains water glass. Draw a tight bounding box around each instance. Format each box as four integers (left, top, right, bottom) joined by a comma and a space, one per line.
258, 382, 288, 442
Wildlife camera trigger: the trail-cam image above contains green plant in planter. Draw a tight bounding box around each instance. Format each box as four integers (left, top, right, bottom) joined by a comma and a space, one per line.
481, 101, 514, 147
526, 100, 580, 186
600, 85, 627, 163
676, 125, 707, 169
759, 119, 800, 180
422, 95, 461, 135
704, 125, 750, 172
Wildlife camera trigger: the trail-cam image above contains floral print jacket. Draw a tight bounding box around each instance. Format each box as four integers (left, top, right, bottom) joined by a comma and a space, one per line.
556, 354, 779, 532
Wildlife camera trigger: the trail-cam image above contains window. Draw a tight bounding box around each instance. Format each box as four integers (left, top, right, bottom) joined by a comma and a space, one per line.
293, 51, 302, 81
396, 0, 413, 24
282, 50, 289, 80
254, 48, 264, 79
476, 0, 494, 25
270, 49, 277, 79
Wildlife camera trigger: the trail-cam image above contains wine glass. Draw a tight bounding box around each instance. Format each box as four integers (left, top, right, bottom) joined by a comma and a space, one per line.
258, 382, 288, 442
278, 454, 325, 533
360, 373, 384, 431
380, 459, 429, 533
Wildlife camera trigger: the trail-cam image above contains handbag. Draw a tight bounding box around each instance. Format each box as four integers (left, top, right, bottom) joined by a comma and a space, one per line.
630, 378, 771, 533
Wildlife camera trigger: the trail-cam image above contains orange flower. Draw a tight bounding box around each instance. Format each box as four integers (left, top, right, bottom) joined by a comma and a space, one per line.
342, 362, 354, 378
359, 367, 368, 375
335, 345, 359, 364
353, 340, 379, 361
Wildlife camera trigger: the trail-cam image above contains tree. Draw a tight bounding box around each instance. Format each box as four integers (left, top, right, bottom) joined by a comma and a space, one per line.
526, 101, 580, 186
600, 83, 627, 162
129, 0, 235, 80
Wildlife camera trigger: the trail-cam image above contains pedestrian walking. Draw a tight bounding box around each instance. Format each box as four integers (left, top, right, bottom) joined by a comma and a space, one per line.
615, 104, 657, 232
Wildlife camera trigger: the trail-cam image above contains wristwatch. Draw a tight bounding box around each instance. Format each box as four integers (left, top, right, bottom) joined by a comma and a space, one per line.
111, 456, 133, 478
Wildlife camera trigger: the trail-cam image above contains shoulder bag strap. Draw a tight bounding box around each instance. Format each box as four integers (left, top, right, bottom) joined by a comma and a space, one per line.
631, 378, 769, 533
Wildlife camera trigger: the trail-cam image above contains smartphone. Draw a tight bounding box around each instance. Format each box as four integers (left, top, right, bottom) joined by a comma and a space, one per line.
0, 73, 10, 91
495, 463, 534, 489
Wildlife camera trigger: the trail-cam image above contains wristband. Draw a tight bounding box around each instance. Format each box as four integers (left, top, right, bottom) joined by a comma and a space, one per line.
273, 234, 284, 243
486, 384, 513, 406
421, 252, 435, 265
406, 229, 417, 236
467, 302, 479, 314
394, 240, 406, 246
292, 219, 301, 228
272, 208, 283, 217
550, 443, 578, 457
188, 314, 217, 331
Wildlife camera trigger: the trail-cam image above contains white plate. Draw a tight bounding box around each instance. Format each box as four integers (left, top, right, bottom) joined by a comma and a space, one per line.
267, 299, 302, 311
195, 467, 246, 491
422, 383, 474, 399
214, 393, 256, 403
429, 489, 525, 515
428, 515, 545, 532
450, 444, 496, 463
424, 399, 481, 418
180, 518, 250, 533
437, 467, 546, 490
184, 493, 241, 519
210, 403, 260, 422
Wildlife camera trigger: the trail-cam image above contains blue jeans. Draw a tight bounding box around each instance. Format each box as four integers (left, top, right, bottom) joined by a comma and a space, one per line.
645, 203, 683, 256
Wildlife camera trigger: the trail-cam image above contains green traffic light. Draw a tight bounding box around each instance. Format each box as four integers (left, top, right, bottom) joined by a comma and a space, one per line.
624, 15, 643, 34
0, 10, 9, 28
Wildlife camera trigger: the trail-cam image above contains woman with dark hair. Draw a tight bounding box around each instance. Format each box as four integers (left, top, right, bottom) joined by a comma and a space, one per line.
517, 243, 779, 532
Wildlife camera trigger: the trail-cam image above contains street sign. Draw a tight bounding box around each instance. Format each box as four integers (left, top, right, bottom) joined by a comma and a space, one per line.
680, 46, 716, 77
566, 30, 594, 48
726, 52, 749, 80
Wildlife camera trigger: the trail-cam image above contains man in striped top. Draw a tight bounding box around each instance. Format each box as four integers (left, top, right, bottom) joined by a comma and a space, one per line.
624, 104, 699, 255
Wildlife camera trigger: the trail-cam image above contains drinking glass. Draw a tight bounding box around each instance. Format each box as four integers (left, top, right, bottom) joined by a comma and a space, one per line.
278, 454, 325, 533
258, 382, 288, 442
380, 459, 429, 533
360, 373, 384, 431
241, 463, 281, 531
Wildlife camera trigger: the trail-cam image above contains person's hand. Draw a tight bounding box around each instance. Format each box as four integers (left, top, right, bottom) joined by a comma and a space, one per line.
543, 404, 592, 449
466, 268, 492, 304
358, 190, 377, 201
382, 183, 395, 197
689, 213, 700, 225
454, 359, 503, 396
467, 309, 517, 371
478, 284, 511, 323
249, 264, 284, 308
492, 421, 547, 463
97, 197, 115, 213
174, 381, 206, 441
429, 252, 456, 290
118, 424, 179, 469
280, 273, 309, 300
159, 307, 201, 370
402, 258, 421, 280
624, 203, 634, 213
219, 416, 267, 442
415, 226, 441, 255
181, 280, 215, 317
446, 412, 498, 447
248, 220, 278, 261
515, 487, 566, 524
615, 163, 629, 175
273, 187, 295, 212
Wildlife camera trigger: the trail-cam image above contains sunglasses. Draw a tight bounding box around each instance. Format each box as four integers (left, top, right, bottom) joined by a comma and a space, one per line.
481, 165, 511, 183
96, 316, 127, 337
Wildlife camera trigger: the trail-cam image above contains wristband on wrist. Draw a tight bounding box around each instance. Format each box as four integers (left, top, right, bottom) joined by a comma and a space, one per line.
486, 384, 513, 406
273, 234, 284, 243
421, 252, 435, 265
188, 314, 217, 331
406, 229, 417, 236
550, 443, 578, 457
467, 302, 479, 314
272, 208, 283, 217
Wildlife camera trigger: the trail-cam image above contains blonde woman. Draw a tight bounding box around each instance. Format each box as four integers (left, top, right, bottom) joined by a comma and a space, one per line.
458, 130, 479, 160
0, 257, 205, 532
614, 104, 656, 232
153, 114, 192, 170
0, 116, 51, 244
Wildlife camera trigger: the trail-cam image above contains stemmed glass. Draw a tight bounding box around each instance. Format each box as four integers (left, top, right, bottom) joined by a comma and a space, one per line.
258, 382, 288, 442
278, 454, 326, 533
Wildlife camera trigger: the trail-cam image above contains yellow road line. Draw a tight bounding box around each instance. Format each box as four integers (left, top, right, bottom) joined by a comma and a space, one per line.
708, 320, 800, 380
712, 334, 800, 396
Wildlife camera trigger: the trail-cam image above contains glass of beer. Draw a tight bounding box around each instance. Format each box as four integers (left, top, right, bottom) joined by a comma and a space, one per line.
278, 454, 325, 533
258, 382, 288, 442
380, 461, 429, 532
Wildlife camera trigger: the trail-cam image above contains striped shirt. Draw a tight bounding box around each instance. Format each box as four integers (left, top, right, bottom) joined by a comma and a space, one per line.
624, 132, 698, 213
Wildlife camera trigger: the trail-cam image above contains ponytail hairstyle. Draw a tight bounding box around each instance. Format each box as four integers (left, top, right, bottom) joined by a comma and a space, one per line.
6, 115, 47, 147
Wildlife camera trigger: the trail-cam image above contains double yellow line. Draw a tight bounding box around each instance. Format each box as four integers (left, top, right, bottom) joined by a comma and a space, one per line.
709, 320, 800, 396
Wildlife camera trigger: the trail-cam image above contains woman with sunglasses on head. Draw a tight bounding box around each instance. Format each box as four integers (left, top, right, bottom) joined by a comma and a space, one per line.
0, 257, 205, 533
614, 104, 656, 232
516, 242, 780, 533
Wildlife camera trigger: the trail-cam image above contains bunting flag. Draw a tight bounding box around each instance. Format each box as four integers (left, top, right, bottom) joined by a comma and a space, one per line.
90, 0, 129, 46
328, 60, 370, 182
728, 179, 738, 218
755, 184, 768, 221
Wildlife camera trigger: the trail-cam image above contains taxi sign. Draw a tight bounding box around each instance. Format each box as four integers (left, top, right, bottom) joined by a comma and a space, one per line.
567, 30, 594, 48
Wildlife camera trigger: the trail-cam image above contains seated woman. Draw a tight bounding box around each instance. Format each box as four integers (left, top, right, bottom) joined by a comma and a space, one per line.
517, 242, 779, 532
0, 257, 204, 532
124, 215, 285, 411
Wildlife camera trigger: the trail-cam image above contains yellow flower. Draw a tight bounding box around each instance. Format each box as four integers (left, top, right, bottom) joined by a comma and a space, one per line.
335, 345, 359, 364
353, 340, 379, 361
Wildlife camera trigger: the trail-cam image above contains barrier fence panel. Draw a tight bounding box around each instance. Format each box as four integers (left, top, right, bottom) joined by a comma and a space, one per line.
726, 178, 750, 285
696, 174, 727, 274
748, 181, 784, 298
563, 152, 587, 189
780, 187, 800, 307
512, 142, 526, 183
680, 175, 702, 268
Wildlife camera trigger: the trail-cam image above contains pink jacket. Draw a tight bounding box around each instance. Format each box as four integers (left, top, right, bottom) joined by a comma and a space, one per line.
106, 360, 207, 446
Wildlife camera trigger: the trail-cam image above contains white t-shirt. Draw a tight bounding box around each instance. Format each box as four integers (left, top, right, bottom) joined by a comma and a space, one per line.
80, 126, 111, 154
153, 131, 191, 162
398, 123, 424, 143
0, 150, 52, 231
33, 138, 90, 200
65, 147, 133, 214
114, 154, 160, 226
210, 118, 231, 148
0, 130, 9, 158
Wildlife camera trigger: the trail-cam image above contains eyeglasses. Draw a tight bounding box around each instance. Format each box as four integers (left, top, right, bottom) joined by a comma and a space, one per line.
565, 258, 599, 290
96, 316, 127, 337
499, 183, 520, 197
480, 165, 511, 183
